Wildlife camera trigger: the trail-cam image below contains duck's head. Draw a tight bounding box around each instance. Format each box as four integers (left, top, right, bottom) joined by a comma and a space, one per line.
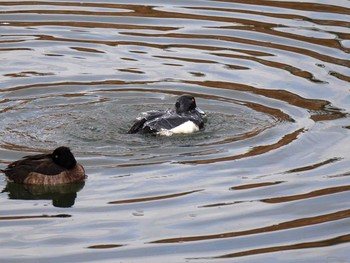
52, 147, 77, 169
175, 94, 206, 116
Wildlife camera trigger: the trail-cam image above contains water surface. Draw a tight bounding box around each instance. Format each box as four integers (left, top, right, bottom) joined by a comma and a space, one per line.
1, 0, 350, 262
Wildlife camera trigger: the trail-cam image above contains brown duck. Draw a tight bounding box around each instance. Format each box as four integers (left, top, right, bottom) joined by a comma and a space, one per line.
1, 147, 86, 185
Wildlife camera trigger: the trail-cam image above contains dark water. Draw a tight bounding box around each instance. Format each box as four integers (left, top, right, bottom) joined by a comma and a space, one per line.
1, 0, 350, 262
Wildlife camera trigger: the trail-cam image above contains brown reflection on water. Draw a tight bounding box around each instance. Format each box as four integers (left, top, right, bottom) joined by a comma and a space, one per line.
211, 234, 350, 259
2, 1, 349, 68
0, 142, 48, 152
4, 22, 177, 32
262, 185, 350, 204
124, 32, 350, 68
151, 209, 350, 244
190, 6, 350, 27
0, 80, 154, 92
187, 80, 347, 121
4, 71, 54, 78
87, 244, 124, 249
108, 189, 203, 204
70, 47, 105, 54
210, 52, 327, 83
2, 0, 350, 15
329, 71, 350, 83
0, 48, 32, 52
231, 181, 284, 190
285, 157, 341, 174
212, 0, 350, 14
179, 128, 303, 164
0, 214, 71, 220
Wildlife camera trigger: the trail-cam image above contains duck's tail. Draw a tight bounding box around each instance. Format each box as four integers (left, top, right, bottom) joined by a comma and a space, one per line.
127, 118, 147, 134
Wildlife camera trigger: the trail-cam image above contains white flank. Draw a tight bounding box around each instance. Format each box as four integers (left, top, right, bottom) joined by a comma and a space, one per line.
158, 121, 199, 136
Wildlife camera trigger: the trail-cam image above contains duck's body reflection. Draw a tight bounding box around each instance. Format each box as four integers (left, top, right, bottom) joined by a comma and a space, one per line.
2, 181, 85, 208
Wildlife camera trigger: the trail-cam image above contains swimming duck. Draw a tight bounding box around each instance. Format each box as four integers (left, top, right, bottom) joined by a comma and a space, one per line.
1, 147, 86, 185
128, 94, 206, 135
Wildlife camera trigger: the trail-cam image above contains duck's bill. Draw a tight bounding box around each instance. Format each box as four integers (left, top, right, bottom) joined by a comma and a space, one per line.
195, 107, 206, 116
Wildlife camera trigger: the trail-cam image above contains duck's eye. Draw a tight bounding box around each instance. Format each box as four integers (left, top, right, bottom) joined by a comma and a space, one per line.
192, 98, 195, 103
175, 102, 180, 108
54, 155, 59, 159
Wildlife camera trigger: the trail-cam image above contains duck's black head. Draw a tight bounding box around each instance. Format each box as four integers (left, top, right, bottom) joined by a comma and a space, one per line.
175, 94, 205, 115
51, 147, 77, 169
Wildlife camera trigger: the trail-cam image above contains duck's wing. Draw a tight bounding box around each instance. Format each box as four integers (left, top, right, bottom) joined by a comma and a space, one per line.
3, 154, 65, 183
128, 110, 165, 134
145, 116, 187, 131
146, 114, 203, 132
127, 118, 148, 134
5, 154, 48, 172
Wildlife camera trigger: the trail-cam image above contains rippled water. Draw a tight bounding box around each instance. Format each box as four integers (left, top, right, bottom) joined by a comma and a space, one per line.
1, 0, 350, 262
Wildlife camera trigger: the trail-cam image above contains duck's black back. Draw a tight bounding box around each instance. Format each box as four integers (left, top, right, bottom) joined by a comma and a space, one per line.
127, 111, 165, 134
